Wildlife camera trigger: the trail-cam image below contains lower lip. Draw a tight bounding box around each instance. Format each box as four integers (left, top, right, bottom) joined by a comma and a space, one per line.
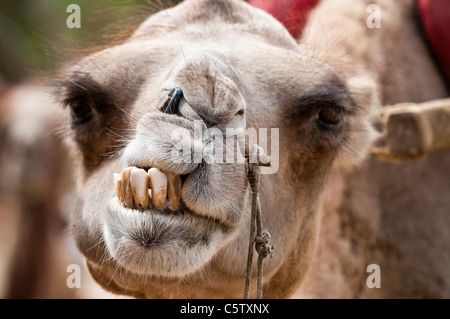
107, 197, 229, 232
108, 197, 191, 220
121, 195, 184, 214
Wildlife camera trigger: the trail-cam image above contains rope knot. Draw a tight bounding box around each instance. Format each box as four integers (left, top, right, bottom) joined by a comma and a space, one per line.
255, 230, 274, 259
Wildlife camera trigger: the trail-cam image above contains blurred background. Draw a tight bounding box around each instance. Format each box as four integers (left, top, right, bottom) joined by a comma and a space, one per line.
0, 0, 180, 299
0, 0, 159, 83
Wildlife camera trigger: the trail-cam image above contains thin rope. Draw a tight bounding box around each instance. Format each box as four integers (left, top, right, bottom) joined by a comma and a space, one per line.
243, 146, 274, 299
243, 164, 257, 298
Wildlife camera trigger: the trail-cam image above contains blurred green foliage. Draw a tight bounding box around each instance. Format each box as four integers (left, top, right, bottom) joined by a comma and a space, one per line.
0, 0, 179, 83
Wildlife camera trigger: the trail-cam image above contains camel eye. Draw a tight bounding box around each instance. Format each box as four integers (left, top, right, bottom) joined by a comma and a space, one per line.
317, 107, 341, 127
70, 102, 93, 122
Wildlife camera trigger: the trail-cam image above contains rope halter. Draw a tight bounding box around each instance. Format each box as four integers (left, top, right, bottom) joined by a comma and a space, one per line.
243, 144, 274, 299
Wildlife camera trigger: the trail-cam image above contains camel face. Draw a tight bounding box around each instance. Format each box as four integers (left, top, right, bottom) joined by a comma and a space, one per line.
59, 0, 377, 298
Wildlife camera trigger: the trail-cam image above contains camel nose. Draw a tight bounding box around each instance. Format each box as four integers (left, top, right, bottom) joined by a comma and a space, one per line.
161, 87, 183, 115
160, 52, 246, 127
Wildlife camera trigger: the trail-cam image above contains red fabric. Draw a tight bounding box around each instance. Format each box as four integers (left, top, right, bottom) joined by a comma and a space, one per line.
248, 0, 320, 39
250, 0, 450, 85
418, 0, 450, 83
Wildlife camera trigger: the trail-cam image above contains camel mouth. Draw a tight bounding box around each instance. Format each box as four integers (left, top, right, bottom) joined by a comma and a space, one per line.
114, 166, 183, 213
103, 160, 247, 277
103, 192, 234, 277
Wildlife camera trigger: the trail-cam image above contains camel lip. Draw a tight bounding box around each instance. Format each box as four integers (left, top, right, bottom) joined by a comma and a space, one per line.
106, 196, 232, 232
103, 197, 235, 277
108, 196, 187, 218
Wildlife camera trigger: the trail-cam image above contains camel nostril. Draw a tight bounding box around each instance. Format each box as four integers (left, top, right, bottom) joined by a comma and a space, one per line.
161, 87, 183, 115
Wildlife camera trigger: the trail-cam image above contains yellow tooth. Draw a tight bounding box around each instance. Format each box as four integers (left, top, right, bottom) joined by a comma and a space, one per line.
130, 168, 150, 211
165, 172, 181, 211
148, 168, 167, 211
120, 167, 135, 209
114, 173, 124, 203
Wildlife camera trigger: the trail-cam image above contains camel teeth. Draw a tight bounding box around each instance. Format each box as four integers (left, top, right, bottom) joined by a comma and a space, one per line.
114, 173, 124, 204
166, 172, 181, 211
120, 167, 135, 209
148, 168, 168, 211
130, 168, 150, 211
114, 167, 182, 212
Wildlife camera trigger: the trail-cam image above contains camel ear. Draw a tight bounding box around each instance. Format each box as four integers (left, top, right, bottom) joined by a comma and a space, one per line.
333, 74, 381, 171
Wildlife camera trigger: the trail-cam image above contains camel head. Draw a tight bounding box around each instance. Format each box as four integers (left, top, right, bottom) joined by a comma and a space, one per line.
59, 0, 377, 298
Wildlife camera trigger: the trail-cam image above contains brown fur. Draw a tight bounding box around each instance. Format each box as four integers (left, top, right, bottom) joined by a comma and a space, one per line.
59, 0, 449, 298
